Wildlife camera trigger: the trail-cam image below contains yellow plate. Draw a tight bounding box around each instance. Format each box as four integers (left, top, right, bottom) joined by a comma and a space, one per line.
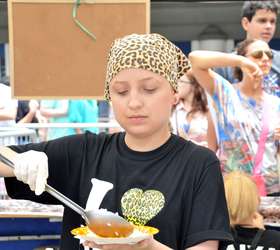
71, 225, 159, 237
71, 226, 90, 236
133, 225, 159, 235
71, 225, 159, 244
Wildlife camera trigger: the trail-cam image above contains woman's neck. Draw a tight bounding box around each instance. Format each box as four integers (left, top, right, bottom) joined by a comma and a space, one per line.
236, 218, 256, 228
182, 92, 194, 107
124, 126, 171, 152
238, 76, 263, 102
182, 98, 192, 113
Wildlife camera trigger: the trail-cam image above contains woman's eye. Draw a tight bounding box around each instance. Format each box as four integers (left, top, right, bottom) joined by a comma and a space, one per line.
144, 88, 156, 93
117, 90, 128, 95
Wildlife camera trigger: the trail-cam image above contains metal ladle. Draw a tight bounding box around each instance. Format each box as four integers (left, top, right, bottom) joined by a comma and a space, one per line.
0, 153, 134, 238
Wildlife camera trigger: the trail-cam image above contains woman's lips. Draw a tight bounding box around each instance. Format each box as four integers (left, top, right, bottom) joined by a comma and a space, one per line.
260, 64, 270, 68
128, 115, 147, 123
261, 33, 272, 39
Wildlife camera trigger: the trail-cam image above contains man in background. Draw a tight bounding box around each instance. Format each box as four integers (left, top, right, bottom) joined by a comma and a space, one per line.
216, 0, 280, 98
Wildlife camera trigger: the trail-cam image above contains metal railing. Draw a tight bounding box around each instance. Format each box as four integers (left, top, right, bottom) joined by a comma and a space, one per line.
0, 128, 37, 146
0, 122, 122, 199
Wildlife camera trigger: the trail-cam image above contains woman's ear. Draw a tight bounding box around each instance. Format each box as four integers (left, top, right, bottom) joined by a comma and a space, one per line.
173, 93, 180, 105
186, 69, 193, 78
241, 17, 250, 32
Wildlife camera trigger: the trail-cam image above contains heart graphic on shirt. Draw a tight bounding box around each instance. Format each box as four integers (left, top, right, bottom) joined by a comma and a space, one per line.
121, 188, 165, 226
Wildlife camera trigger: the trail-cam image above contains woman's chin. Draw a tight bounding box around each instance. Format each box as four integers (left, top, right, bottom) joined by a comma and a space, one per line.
261, 68, 271, 76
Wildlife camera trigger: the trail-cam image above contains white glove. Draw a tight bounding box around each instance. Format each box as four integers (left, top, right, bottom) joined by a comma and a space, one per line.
13, 150, 49, 195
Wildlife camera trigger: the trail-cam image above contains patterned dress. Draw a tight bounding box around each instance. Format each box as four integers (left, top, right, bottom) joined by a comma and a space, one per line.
171, 101, 208, 147
208, 74, 280, 194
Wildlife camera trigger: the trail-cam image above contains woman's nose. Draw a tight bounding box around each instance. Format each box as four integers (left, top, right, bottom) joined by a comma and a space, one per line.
262, 53, 270, 61
127, 92, 143, 109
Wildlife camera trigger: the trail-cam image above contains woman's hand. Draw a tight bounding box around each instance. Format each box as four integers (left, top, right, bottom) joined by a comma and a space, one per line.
13, 150, 49, 195
83, 237, 154, 250
29, 100, 39, 113
239, 56, 263, 81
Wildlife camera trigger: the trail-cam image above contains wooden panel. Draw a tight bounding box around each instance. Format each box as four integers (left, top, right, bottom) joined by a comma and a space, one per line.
8, 0, 150, 99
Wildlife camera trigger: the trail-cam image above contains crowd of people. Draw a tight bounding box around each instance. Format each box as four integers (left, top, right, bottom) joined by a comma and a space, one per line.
0, 87, 104, 141
0, 1, 280, 250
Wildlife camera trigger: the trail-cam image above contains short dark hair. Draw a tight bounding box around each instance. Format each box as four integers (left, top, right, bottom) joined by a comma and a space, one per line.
234, 39, 259, 81
242, 1, 279, 21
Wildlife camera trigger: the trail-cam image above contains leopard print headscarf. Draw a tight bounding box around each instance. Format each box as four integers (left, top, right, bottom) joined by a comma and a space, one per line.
104, 33, 191, 100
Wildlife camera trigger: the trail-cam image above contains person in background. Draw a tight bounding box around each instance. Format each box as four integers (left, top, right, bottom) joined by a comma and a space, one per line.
170, 72, 209, 147
215, 0, 280, 98
16, 100, 49, 144
69, 100, 99, 134
0, 81, 17, 127
0, 33, 232, 250
224, 171, 280, 249
16, 100, 39, 123
97, 100, 111, 133
40, 100, 75, 140
189, 39, 280, 196
97, 100, 110, 121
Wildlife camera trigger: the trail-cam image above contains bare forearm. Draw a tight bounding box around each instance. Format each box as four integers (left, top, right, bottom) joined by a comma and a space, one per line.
189, 51, 243, 70
40, 100, 69, 118
84, 237, 173, 250
188, 51, 245, 94
0, 147, 17, 177
150, 239, 172, 250
0, 108, 17, 121
18, 110, 36, 123
40, 108, 67, 118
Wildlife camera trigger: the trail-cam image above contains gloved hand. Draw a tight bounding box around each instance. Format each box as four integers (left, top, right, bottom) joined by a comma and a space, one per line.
13, 150, 49, 195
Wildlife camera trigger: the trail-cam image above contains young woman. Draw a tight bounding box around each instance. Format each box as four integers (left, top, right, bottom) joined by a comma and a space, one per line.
189, 39, 280, 196
0, 33, 232, 250
224, 171, 280, 249
171, 72, 209, 147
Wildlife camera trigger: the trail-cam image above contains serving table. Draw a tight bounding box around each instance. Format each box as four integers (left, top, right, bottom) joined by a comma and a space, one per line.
0, 199, 63, 250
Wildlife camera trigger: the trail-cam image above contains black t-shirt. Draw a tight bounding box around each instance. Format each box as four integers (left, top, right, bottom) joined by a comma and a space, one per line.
5, 132, 232, 250
227, 226, 280, 250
